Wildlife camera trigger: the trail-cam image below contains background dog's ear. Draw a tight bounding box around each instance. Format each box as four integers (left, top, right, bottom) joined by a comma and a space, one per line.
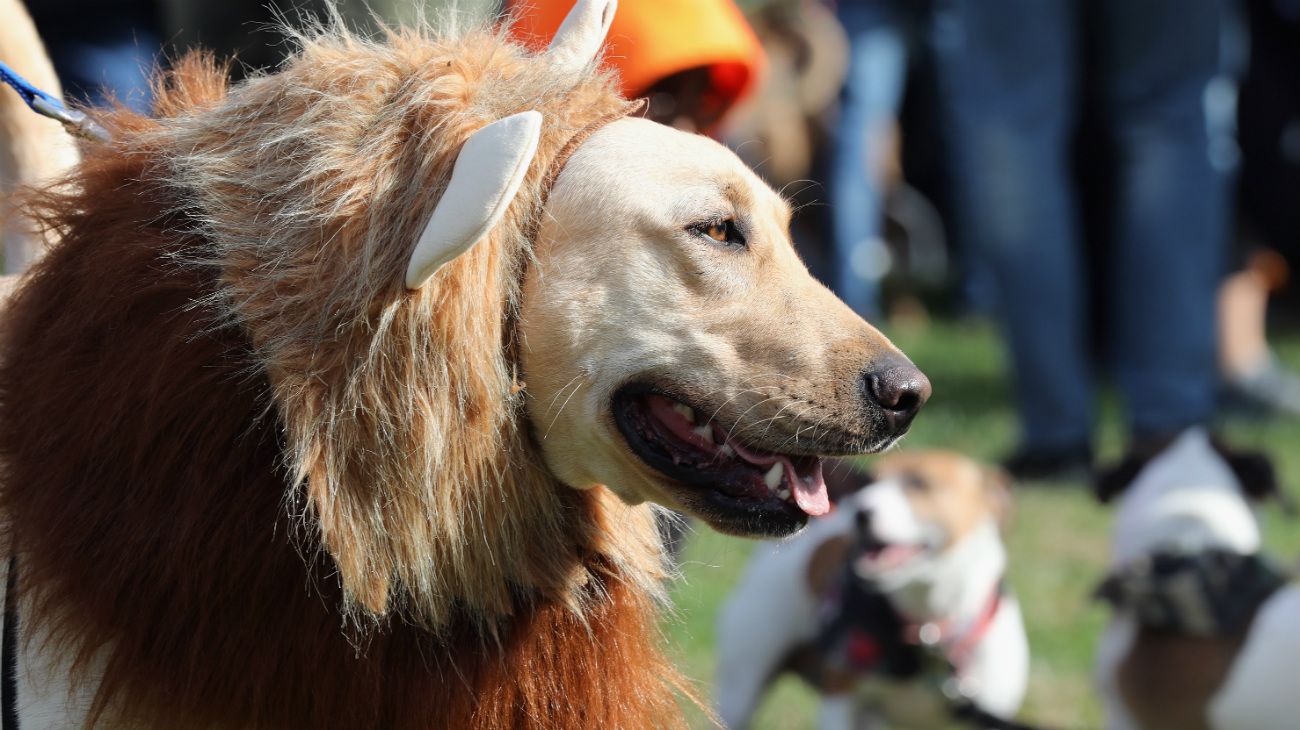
1093, 454, 1149, 505
1214, 445, 1295, 514
981, 465, 1015, 531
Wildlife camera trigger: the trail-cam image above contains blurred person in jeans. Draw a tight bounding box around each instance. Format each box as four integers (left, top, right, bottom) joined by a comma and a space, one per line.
829, 0, 927, 320
1223, 0, 1300, 417
933, 1, 1231, 479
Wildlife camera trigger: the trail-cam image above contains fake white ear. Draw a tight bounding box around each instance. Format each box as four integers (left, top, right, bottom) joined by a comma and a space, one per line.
406, 111, 543, 289
546, 0, 617, 76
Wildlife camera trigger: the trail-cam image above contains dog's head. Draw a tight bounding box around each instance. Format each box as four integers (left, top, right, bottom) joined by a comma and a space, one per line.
399, 0, 926, 542
842, 451, 1010, 609
517, 118, 927, 538
1093, 428, 1283, 562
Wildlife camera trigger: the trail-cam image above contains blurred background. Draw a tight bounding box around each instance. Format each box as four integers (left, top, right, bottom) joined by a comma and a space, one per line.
8, 0, 1300, 726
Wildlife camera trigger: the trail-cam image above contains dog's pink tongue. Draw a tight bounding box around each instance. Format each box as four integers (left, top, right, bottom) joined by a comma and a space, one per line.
791, 459, 830, 517
727, 439, 831, 517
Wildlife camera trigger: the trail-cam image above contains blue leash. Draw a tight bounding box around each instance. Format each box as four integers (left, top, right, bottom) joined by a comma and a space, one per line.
0, 58, 109, 142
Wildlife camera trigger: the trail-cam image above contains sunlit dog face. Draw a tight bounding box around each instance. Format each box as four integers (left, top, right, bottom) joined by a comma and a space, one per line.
846, 451, 1009, 588
519, 118, 929, 538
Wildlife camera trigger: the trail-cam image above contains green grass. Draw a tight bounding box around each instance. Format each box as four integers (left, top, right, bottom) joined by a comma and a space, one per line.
663, 319, 1300, 728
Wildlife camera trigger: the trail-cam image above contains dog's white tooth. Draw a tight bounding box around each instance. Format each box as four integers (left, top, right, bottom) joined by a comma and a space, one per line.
692, 423, 714, 443
672, 403, 696, 423
763, 462, 784, 490
776, 486, 790, 499
719, 443, 735, 457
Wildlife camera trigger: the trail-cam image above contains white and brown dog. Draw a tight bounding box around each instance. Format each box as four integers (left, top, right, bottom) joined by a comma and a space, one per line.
716, 451, 1029, 729
1094, 427, 1300, 730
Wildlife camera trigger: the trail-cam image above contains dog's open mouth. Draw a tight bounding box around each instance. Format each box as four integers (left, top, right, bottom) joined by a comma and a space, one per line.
855, 541, 926, 572
853, 513, 932, 572
613, 386, 830, 535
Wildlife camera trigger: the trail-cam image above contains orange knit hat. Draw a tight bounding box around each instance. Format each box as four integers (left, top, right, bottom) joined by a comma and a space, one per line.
507, 0, 765, 112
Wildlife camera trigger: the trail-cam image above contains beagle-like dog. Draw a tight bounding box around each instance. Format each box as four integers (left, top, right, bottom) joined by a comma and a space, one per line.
716, 450, 1029, 729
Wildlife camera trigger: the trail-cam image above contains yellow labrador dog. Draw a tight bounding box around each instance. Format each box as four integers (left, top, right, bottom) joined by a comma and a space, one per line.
522, 117, 930, 537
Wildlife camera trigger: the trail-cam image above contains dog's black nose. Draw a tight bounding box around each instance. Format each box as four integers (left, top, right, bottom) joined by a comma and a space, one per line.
854, 508, 873, 535
864, 358, 931, 434
854, 508, 888, 550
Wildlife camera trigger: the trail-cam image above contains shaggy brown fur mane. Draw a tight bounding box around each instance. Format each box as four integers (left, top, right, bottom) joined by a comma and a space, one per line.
0, 22, 685, 730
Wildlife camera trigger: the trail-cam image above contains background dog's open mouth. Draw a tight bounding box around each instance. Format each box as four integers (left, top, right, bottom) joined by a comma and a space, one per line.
614, 389, 830, 517
856, 542, 926, 572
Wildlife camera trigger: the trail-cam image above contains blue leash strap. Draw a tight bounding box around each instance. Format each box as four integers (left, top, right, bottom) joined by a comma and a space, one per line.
0, 58, 110, 142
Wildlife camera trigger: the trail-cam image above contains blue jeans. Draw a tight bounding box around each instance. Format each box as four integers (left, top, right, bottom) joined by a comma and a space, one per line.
50, 35, 157, 114
934, 0, 1228, 449
829, 2, 919, 321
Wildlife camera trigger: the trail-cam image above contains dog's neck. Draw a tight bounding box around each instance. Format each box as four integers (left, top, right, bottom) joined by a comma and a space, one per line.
889, 519, 1005, 626
1111, 429, 1261, 567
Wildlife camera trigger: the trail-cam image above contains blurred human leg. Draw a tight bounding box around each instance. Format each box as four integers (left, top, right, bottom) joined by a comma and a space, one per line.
1095, 0, 1227, 440
1219, 251, 1300, 415
934, 0, 1094, 457
829, 2, 912, 321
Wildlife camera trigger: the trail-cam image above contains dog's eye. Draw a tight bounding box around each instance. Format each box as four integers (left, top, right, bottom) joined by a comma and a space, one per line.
902, 473, 928, 492
689, 218, 746, 248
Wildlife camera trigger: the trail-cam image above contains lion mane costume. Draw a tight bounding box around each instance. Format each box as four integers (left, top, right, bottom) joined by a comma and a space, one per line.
0, 2, 692, 727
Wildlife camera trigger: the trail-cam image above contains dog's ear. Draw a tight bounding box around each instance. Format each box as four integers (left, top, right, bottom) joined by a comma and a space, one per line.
1224, 451, 1277, 501
1214, 445, 1295, 513
981, 465, 1015, 531
406, 111, 543, 288
1093, 453, 1149, 505
1094, 433, 1189, 504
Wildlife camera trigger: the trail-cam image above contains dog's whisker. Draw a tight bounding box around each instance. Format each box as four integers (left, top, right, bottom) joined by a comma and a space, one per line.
702, 386, 776, 427
542, 376, 587, 440
722, 395, 789, 443
752, 399, 801, 440
774, 404, 820, 451
799, 410, 837, 453
543, 374, 584, 411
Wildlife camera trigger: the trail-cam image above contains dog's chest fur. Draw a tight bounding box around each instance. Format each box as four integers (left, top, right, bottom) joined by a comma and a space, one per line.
1103, 588, 1300, 730
1116, 628, 1248, 730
